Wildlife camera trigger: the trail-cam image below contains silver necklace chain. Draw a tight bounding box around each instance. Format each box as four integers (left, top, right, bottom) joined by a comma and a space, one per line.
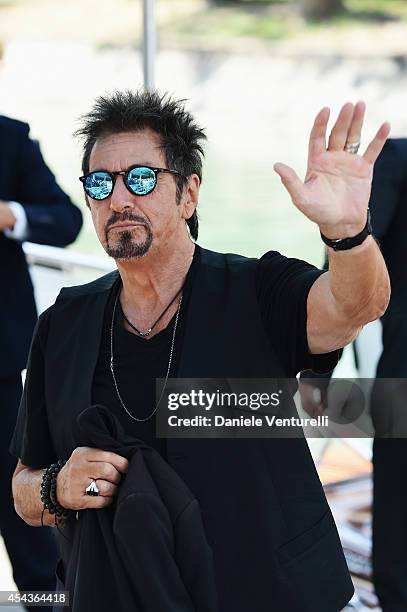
121, 286, 182, 338
110, 286, 182, 423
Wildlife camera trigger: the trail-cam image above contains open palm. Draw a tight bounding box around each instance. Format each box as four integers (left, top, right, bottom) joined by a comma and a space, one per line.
274, 102, 390, 238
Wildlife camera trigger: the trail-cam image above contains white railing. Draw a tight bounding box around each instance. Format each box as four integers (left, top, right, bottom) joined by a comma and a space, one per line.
23, 242, 115, 314
23, 242, 115, 273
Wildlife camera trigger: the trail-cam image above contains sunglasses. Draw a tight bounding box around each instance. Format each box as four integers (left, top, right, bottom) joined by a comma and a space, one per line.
79, 165, 182, 201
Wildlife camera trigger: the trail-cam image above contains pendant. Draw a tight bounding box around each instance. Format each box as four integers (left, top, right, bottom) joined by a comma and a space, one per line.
139, 328, 152, 337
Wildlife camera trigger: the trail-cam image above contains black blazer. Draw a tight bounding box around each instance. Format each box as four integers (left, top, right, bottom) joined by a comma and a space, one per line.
0, 115, 82, 377
31, 249, 353, 612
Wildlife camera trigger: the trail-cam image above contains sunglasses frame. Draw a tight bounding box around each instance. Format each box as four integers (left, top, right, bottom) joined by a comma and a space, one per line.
79, 164, 182, 201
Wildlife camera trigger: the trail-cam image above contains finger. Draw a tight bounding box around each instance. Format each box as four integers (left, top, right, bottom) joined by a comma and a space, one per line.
346, 100, 365, 146
91, 462, 123, 484
363, 122, 391, 164
308, 107, 330, 158
92, 479, 118, 498
73, 447, 129, 472
274, 163, 306, 208
86, 451, 129, 474
327, 102, 354, 151
82, 495, 113, 510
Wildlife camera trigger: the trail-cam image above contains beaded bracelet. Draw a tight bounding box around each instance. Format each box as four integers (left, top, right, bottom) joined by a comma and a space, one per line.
40, 459, 72, 525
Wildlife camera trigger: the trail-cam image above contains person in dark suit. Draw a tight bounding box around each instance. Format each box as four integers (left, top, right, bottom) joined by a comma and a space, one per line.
368, 138, 407, 612
0, 114, 82, 596
300, 138, 407, 611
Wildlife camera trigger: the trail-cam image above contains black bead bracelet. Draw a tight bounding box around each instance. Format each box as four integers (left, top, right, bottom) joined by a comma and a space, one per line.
40, 459, 72, 525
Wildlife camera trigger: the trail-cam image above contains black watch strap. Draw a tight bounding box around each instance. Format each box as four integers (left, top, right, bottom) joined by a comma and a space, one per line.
320, 209, 372, 251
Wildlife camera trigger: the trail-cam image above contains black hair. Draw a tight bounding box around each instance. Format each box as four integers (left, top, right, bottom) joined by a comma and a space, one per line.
74, 89, 206, 240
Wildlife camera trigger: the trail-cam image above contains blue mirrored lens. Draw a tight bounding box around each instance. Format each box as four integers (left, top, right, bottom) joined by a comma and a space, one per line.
127, 167, 156, 195
85, 172, 113, 200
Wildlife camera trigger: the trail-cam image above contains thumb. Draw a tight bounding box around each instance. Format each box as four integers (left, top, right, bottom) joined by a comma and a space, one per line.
273, 162, 305, 207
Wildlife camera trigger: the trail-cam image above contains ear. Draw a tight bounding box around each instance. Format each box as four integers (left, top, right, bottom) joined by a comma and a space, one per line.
180, 174, 200, 220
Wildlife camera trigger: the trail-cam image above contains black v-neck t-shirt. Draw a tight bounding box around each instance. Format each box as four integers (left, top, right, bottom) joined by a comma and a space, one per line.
91, 248, 200, 456
10, 245, 339, 467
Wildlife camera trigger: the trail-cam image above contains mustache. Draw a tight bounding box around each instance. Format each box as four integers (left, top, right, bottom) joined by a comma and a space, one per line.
105, 211, 150, 231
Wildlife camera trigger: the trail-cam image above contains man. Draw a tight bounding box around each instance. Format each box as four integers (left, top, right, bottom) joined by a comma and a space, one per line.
369, 139, 407, 612
0, 113, 82, 599
10, 91, 390, 611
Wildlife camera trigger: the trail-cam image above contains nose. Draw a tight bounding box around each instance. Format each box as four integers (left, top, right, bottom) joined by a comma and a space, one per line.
109, 175, 137, 213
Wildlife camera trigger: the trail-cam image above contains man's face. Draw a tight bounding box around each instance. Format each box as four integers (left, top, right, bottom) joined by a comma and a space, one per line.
87, 129, 182, 260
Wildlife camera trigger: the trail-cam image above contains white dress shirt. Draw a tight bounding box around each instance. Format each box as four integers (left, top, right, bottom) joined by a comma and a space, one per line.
4, 201, 29, 241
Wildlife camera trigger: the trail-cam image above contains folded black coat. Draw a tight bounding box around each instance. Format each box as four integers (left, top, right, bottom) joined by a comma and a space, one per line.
55, 405, 219, 612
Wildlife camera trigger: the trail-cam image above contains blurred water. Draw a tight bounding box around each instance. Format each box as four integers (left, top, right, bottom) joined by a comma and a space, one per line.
1, 41, 406, 265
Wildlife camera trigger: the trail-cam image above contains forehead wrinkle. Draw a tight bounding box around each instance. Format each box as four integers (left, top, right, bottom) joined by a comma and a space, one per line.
89, 130, 166, 172
94, 129, 162, 153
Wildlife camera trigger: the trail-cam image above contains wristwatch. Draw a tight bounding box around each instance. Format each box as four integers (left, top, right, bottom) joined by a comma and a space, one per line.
320, 209, 372, 251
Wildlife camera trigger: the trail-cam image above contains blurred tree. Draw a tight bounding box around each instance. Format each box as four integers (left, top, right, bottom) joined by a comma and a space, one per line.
207, 0, 344, 15
208, 0, 280, 5
300, 0, 344, 18
207, 0, 344, 18
208, 0, 258, 4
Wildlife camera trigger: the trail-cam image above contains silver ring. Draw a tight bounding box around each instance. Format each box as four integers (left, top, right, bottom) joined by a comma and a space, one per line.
344, 141, 360, 155
85, 479, 100, 497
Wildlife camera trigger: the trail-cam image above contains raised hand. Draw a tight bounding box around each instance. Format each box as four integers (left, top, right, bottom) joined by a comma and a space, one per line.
273, 102, 391, 239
